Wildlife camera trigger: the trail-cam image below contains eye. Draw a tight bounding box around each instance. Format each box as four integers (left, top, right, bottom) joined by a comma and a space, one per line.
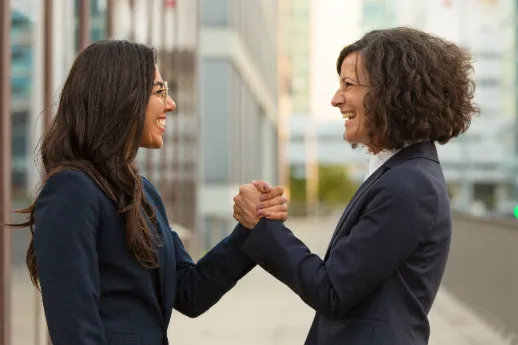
342, 81, 354, 90
155, 89, 165, 94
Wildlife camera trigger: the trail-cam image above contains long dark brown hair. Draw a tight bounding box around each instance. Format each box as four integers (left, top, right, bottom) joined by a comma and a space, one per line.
10, 40, 159, 288
337, 27, 479, 150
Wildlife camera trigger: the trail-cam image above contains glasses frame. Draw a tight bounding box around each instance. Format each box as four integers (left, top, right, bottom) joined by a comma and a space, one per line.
153, 81, 169, 106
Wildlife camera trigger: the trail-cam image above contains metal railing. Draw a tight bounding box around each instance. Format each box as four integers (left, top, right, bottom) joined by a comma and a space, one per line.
442, 212, 518, 343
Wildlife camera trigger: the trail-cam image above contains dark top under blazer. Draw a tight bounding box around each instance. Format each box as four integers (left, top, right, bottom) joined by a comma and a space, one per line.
34, 170, 255, 345
241, 142, 451, 345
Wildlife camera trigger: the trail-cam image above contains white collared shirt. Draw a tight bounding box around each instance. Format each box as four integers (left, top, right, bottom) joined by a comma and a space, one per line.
364, 149, 400, 181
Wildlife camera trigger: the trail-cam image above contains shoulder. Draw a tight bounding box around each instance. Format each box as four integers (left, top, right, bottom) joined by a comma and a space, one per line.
42, 169, 99, 196
37, 170, 100, 209
374, 166, 438, 204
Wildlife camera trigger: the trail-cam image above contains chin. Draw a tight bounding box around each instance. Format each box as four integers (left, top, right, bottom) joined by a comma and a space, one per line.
344, 133, 356, 144
140, 139, 164, 149
344, 134, 361, 149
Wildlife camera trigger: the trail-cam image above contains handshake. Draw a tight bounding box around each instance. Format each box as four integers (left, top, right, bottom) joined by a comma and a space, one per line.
232, 180, 288, 229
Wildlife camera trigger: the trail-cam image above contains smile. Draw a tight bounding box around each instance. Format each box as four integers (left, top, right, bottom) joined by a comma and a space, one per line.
156, 119, 166, 131
342, 111, 356, 120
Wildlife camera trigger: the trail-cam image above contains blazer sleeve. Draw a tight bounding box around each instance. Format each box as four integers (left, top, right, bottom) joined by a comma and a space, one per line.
172, 224, 256, 318
34, 170, 106, 344
241, 168, 438, 320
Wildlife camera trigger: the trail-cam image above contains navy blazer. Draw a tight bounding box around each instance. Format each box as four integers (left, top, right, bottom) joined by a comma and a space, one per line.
242, 142, 451, 345
34, 170, 255, 345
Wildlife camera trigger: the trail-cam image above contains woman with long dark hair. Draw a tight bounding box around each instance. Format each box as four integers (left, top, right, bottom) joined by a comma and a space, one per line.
11, 40, 287, 345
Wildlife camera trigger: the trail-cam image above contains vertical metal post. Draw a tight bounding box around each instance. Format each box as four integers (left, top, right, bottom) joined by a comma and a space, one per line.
145, 0, 153, 178
44, 0, 54, 130
161, 0, 169, 204
106, 0, 115, 38
129, 0, 135, 41
79, 0, 91, 51
172, 3, 181, 224
44, 1, 54, 343
0, 0, 11, 344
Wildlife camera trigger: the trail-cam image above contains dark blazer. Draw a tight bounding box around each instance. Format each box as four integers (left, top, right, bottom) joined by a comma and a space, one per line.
34, 170, 255, 345
242, 142, 451, 345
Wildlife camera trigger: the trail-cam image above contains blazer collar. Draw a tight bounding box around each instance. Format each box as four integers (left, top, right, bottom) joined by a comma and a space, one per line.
324, 141, 438, 258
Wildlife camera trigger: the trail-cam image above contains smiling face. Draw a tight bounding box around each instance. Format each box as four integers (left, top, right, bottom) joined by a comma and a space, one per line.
331, 52, 376, 151
140, 66, 176, 149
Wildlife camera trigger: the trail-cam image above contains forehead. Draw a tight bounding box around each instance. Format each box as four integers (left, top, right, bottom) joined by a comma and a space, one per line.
154, 65, 163, 81
339, 52, 364, 76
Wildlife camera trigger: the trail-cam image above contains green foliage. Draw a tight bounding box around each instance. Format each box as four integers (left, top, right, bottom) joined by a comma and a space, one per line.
288, 164, 358, 205
317, 165, 358, 204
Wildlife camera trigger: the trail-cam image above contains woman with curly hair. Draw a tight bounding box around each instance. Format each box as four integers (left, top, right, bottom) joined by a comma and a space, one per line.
232, 27, 478, 344
9, 40, 287, 345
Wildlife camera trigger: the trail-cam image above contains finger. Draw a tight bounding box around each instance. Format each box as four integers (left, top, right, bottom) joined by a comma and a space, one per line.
257, 196, 287, 210
260, 204, 288, 214
259, 186, 285, 201
233, 195, 247, 209
263, 211, 288, 222
252, 180, 271, 193
233, 204, 246, 222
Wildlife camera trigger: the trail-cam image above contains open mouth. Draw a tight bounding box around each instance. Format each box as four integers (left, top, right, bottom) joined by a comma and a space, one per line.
156, 119, 166, 130
342, 111, 356, 120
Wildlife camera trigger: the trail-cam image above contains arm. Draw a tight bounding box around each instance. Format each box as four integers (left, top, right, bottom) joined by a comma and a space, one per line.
34, 171, 106, 344
140, 178, 284, 317
241, 169, 438, 320
172, 224, 255, 317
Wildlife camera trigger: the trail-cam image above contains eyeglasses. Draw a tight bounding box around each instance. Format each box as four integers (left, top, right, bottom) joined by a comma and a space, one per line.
153, 81, 169, 106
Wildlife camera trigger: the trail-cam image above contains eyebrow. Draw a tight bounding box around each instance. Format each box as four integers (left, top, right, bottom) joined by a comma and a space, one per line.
342, 76, 357, 81
153, 81, 164, 87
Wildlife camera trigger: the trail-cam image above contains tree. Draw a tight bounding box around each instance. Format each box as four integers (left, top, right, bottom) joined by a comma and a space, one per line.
288, 164, 359, 216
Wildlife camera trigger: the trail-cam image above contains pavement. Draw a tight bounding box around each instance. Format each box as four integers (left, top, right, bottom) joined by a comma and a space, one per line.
9, 215, 511, 345
169, 215, 511, 345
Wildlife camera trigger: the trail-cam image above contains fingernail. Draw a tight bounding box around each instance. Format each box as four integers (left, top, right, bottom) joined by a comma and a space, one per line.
264, 184, 271, 191
252, 180, 257, 183
260, 195, 267, 201
256, 204, 263, 210
257, 211, 264, 217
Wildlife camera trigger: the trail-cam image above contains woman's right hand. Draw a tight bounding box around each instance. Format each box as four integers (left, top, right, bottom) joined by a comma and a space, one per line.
251, 180, 289, 222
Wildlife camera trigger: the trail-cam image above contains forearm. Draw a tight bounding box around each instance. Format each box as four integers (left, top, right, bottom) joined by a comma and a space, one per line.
174, 224, 256, 317
241, 219, 349, 319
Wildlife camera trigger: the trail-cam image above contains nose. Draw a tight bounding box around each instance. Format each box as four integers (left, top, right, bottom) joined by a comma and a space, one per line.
331, 90, 344, 108
165, 96, 176, 113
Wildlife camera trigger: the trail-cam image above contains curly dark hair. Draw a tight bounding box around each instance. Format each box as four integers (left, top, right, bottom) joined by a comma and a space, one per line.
338, 27, 479, 150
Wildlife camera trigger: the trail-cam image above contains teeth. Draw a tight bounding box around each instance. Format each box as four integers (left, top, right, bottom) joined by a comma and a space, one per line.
156, 119, 166, 128
342, 112, 356, 119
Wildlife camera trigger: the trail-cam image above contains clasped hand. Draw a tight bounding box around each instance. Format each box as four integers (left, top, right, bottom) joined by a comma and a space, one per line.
233, 181, 288, 229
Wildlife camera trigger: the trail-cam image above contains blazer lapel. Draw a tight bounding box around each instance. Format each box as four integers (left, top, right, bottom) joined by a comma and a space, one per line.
156, 221, 176, 325
324, 165, 387, 259
324, 141, 439, 259
142, 189, 170, 319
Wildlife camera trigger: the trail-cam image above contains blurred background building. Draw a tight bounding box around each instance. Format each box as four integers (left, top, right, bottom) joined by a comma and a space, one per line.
2, 0, 518, 344
196, 0, 279, 249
